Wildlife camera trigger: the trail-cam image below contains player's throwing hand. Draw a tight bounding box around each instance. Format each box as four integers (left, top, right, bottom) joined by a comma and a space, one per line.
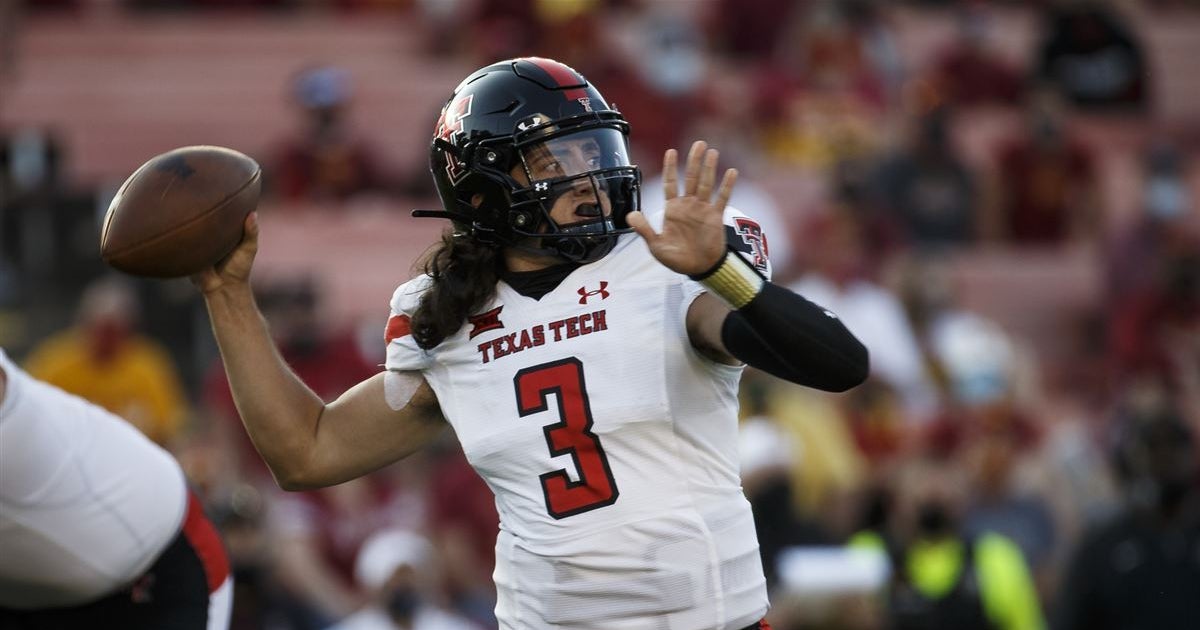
627, 140, 737, 277
191, 212, 260, 297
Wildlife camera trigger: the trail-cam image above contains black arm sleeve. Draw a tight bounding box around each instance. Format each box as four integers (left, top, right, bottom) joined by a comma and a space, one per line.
720, 282, 869, 392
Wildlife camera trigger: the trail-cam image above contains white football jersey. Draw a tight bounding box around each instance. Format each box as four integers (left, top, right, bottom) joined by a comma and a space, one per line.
385, 209, 772, 629
0, 348, 187, 608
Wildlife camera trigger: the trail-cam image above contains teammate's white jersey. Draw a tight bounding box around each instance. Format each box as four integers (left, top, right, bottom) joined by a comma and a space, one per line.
385, 209, 772, 629
0, 349, 187, 609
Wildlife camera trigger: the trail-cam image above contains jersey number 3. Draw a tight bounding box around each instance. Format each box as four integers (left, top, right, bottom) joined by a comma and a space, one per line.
514, 358, 619, 519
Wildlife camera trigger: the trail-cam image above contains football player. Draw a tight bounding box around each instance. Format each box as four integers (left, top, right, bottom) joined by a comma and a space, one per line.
0, 349, 231, 629
195, 57, 868, 629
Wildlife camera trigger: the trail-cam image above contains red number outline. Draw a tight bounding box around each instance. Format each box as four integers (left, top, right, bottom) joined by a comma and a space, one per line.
514, 358, 619, 519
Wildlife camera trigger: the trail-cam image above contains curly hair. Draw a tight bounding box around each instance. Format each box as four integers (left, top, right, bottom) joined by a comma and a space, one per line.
410, 230, 503, 350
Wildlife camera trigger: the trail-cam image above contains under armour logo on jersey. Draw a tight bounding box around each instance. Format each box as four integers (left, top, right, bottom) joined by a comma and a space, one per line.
468, 305, 505, 339
534, 182, 549, 192
578, 282, 610, 304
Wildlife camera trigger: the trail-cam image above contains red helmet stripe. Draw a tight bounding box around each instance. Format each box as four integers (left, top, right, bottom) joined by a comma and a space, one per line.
525, 57, 588, 101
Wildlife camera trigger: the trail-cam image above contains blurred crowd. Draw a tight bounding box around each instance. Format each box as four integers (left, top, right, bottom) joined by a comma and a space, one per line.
2, 0, 1199, 629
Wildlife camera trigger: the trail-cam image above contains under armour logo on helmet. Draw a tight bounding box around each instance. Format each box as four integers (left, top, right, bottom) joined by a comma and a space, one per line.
534, 182, 549, 192
516, 114, 546, 132
577, 281, 610, 304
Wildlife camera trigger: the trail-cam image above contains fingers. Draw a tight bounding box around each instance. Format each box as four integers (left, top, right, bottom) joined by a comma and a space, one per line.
193, 212, 261, 296
625, 211, 659, 244
228, 211, 260, 261
713, 168, 738, 214
663, 149, 678, 200
682, 140, 706, 197
242, 211, 260, 252
695, 148, 719, 201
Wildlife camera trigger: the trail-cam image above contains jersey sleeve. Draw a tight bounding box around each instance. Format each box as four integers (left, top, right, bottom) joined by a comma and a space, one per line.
384, 275, 435, 372
680, 205, 775, 304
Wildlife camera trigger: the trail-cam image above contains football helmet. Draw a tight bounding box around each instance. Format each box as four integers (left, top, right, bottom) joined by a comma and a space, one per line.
416, 57, 640, 263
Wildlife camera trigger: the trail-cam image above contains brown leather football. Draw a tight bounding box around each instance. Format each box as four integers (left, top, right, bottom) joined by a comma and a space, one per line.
100, 145, 261, 278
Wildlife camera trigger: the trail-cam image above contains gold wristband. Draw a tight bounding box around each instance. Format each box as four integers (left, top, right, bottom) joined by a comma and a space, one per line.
694, 251, 765, 309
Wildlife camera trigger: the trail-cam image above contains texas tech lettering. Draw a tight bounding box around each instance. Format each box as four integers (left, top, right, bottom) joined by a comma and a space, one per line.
478, 310, 608, 364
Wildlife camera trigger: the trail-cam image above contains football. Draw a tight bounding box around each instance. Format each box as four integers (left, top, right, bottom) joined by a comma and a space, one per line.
100, 145, 261, 278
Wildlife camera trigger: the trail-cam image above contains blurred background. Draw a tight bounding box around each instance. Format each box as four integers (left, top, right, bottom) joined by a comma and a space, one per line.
1, 0, 1198, 629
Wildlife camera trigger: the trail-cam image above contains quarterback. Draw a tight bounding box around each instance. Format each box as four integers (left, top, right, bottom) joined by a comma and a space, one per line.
196, 57, 868, 629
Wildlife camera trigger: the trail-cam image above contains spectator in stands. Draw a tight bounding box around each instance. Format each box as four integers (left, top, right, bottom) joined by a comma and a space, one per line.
738, 373, 837, 589
208, 484, 297, 630
988, 87, 1099, 245
790, 213, 939, 420
329, 529, 477, 630
707, 0, 803, 60
423, 438, 499, 627
757, 370, 870, 536
850, 457, 1046, 630
268, 65, 389, 203
932, 3, 1024, 108
755, 2, 890, 168
841, 377, 908, 469
1055, 401, 1200, 630
268, 473, 427, 629
1105, 143, 1199, 389
962, 417, 1058, 595
0, 127, 99, 292
1106, 140, 1196, 304
871, 106, 980, 249
24, 275, 188, 446
1034, 0, 1148, 113
1104, 141, 1198, 394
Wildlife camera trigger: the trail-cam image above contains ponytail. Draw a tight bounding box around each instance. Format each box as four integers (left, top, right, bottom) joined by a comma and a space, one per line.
411, 231, 503, 350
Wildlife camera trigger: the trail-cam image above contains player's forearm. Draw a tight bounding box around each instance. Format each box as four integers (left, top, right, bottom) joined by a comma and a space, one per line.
694, 251, 869, 391
722, 283, 869, 391
202, 285, 325, 485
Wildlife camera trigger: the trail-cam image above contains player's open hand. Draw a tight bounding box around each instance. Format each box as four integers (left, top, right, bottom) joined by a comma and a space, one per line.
627, 141, 736, 276
191, 212, 259, 297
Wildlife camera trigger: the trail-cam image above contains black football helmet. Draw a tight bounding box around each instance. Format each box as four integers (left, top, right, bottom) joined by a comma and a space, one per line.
416, 57, 640, 263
